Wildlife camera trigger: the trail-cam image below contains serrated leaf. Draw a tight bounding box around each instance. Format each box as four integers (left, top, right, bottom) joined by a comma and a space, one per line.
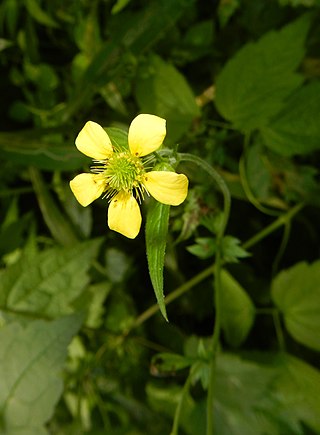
187, 237, 216, 259
145, 200, 170, 321
271, 261, 320, 350
261, 81, 320, 155
0, 239, 102, 318
220, 269, 255, 346
0, 315, 81, 433
215, 15, 310, 131
222, 236, 251, 263
135, 55, 200, 142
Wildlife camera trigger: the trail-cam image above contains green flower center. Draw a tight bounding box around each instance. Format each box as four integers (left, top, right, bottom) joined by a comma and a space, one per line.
90, 151, 146, 199
106, 152, 142, 189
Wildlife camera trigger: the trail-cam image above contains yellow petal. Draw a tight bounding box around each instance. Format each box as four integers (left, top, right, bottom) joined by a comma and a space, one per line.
128, 114, 166, 157
143, 171, 188, 206
70, 173, 105, 207
108, 192, 142, 239
75, 121, 113, 159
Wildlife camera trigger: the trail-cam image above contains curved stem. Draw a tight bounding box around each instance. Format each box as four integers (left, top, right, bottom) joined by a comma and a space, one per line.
178, 153, 231, 236
273, 309, 286, 352
271, 220, 291, 278
170, 373, 193, 435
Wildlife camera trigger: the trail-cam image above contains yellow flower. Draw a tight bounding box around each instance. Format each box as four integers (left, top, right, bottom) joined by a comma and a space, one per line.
70, 114, 188, 239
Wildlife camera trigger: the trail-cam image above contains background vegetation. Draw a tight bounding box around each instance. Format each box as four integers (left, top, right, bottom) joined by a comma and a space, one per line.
1, 0, 320, 434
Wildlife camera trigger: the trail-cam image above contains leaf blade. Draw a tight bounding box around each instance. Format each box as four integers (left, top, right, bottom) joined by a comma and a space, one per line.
215, 14, 310, 131
145, 200, 170, 321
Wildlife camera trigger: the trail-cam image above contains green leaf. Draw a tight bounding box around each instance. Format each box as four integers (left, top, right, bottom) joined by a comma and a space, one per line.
29, 167, 79, 247
147, 352, 296, 435
135, 55, 200, 142
0, 131, 88, 171
220, 269, 255, 347
73, 281, 111, 329
63, 0, 195, 121
0, 315, 81, 434
151, 352, 194, 376
187, 236, 250, 262
0, 239, 102, 318
271, 261, 320, 350
187, 237, 216, 259
25, 0, 58, 28
145, 200, 170, 321
214, 354, 295, 435
275, 354, 320, 433
261, 81, 320, 155
146, 383, 206, 435
222, 236, 251, 263
105, 127, 128, 151
215, 15, 310, 131
111, 0, 132, 14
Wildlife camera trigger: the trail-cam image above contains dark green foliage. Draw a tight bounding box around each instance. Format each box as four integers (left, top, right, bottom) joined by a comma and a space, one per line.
1, 1, 320, 434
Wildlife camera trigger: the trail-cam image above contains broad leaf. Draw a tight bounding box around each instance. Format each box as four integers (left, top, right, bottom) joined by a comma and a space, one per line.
275, 354, 320, 433
261, 81, 320, 155
271, 261, 320, 350
135, 55, 200, 142
145, 200, 170, 321
215, 14, 310, 131
147, 352, 297, 435
0, 239, 102, 318
0, 315, 82, 434
220, 269, 255, 346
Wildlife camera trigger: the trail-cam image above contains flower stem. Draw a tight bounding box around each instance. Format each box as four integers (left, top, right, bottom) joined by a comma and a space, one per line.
170, 373, 193, 435
178, 153, 231, 435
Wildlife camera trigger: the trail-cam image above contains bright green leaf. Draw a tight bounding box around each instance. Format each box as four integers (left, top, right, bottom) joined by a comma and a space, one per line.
145, 200, 170, 321
0, 315, 82, 433
261, 81, 320, 155
220, 269, 255, 346
135, 55, 200, 142
215, 15, 310, 131
271, 261, 320, 350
